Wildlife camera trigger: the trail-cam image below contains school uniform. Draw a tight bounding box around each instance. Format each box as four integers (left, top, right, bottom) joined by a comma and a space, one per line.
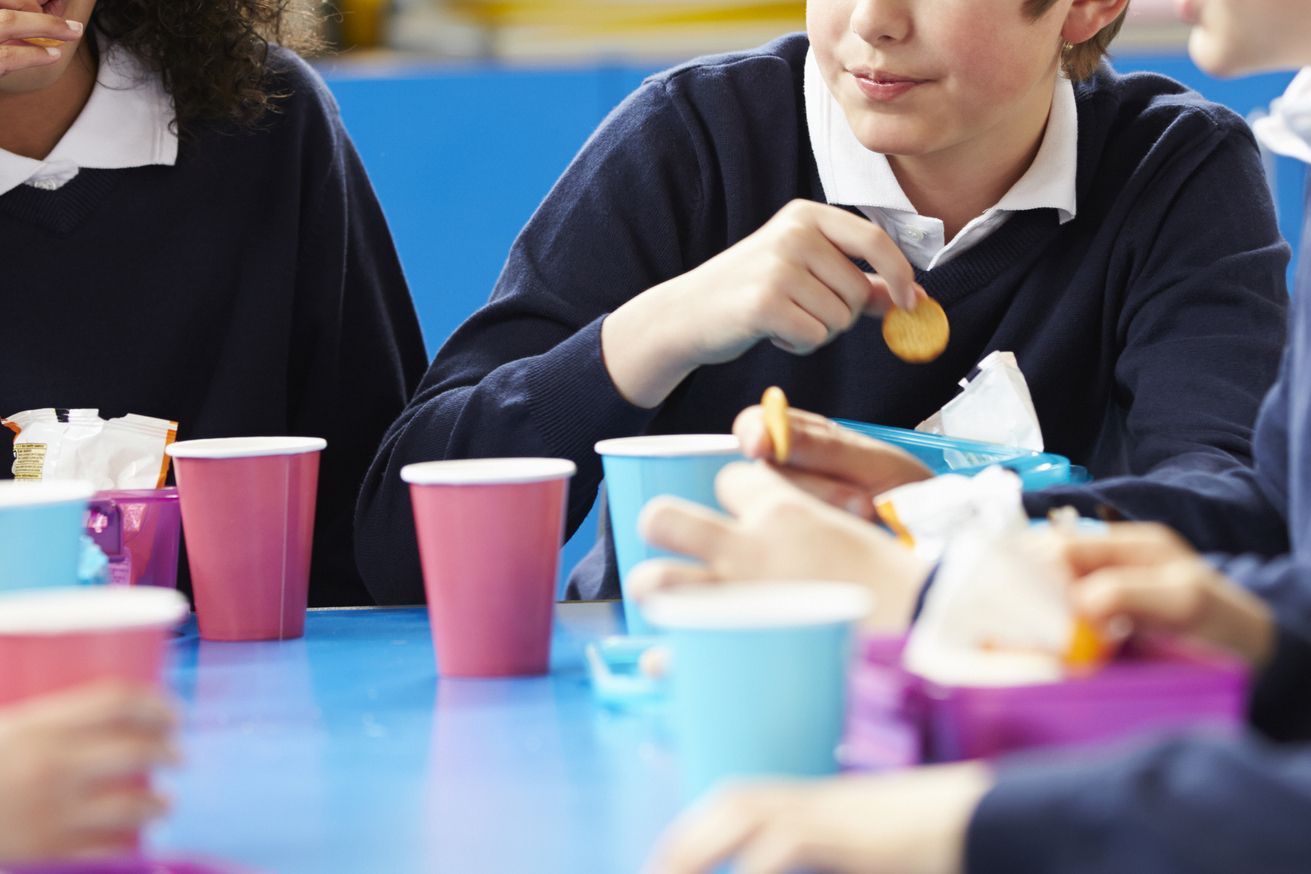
969, 71, 1311, 873
0, 41, 428, 607
356, 33, 1288, 605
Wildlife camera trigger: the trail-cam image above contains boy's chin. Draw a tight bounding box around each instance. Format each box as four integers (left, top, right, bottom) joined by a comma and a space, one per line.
1187, 28, 1303, 78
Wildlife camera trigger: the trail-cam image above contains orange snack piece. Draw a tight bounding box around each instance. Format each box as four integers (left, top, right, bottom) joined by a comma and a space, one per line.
761, 386, 791, 464
23, 37, 63, 47
882, 296, 950, 363
1065, 617, 1113, 668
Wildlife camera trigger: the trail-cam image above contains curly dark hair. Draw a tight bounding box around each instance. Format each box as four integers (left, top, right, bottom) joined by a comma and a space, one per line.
90, 0, 325, 132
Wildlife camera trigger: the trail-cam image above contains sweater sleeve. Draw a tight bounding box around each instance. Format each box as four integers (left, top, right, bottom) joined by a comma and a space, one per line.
1025, 123, 1290, 557
354, 80, 710, 604
284, 60, 429, 607
968, 733, 1311, 874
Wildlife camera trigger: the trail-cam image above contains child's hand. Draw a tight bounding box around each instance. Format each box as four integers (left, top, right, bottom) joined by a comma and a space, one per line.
602, 200, 922, 408
0, 0, 83, 76
643, 763, 993, 874
733, 403, 932, 516
1061, 523, 1276, 666
630, 460, 929, 631
0, 682, 178, 863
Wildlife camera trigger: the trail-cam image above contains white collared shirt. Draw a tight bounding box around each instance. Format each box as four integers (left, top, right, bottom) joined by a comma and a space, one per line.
1254, 68, 1311, 166
803, 48, 1078, 271
0, 39, 177, 197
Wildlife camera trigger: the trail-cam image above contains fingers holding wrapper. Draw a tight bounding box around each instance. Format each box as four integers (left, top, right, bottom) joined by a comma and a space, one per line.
882, 296, 949, 363
761, 386, 791, 464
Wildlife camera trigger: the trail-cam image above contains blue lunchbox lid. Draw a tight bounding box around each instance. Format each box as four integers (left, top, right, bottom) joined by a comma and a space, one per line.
832, 420, 1088, 491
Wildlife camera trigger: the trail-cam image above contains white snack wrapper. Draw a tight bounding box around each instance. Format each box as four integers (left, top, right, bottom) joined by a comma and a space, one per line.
2, 409, 177, 490
904, 526, 1077, 687
917, 351, 1043, 451
874, 466, 1027, 563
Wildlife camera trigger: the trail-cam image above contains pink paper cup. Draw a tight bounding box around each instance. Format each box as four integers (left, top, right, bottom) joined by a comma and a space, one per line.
0, 586, 189, 704
167, 437, 325, 642
401, 458, 576, 678
0, 586, 189, 852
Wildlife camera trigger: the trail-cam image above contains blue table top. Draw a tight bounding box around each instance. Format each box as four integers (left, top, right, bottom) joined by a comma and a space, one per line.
153, 604, 680, 873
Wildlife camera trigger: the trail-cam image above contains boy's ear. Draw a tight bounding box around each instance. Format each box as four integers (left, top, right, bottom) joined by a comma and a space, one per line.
1061, 0, 1130, 45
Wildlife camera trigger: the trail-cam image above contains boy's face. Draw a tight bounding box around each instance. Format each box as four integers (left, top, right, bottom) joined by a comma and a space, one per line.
1180, 0, 1311, 75
807, 0, 1070, 160
0, 0, 98, 95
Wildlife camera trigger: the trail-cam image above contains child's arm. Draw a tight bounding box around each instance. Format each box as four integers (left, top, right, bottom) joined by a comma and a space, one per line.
1026, 116, 1290, 555
629, 460, 929, 631
353, 77, 917, 604
0, 684, 176, 863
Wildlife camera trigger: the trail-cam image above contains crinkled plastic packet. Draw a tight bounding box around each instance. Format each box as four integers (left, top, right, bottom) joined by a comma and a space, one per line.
2, 409, 177, 490
917, 350, 1043, 451
874, 466, 1027, 562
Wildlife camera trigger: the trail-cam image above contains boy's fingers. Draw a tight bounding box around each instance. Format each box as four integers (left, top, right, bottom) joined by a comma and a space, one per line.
1073, 564, 1203, 631
733, 405, 834, 463
627, 560, 717, 600
638, 496, 735, 562
71, 737, 180, 784
645, 788, 773, 874
808, 206, 918, 310
786, 418, 931, 495
806, 246, 876, 322
775, 468, 878, 520
1060, 523, 1193, 576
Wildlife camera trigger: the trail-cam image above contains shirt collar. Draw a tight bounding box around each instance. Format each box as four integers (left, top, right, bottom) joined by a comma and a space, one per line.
1253, 68, 1311, 166
803, 47, 1078, 224
0, 38, 178, 197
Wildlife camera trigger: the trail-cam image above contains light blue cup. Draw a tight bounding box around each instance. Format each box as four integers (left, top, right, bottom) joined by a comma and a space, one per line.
645, 582, 872, 800
596, 434, 742, 636
0, 480, 95, 593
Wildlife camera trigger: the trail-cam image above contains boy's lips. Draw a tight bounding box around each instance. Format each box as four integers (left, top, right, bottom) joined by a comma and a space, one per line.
849, 68, 930, 103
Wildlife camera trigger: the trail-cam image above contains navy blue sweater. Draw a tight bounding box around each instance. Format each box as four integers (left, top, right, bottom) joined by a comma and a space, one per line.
0, 48, 427, 606
967, 194, 1311, 873
356, 34, 1288, 604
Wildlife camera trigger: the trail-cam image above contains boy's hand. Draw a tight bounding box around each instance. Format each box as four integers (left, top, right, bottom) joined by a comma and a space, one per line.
0, 0, 83, 76
602, 200, 922, 408
733, 403, 932, 516
643, 763, 993, 874
630, 461, 929, 631
0, 683, 178, 862
1061, 523, 1276, 667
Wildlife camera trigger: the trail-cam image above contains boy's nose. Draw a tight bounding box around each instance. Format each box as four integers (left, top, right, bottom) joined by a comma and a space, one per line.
850, 0, 913, 45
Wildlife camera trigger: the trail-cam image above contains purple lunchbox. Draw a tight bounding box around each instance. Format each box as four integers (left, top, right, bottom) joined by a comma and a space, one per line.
85, 488, 182, 589
845, 635, 1249, 769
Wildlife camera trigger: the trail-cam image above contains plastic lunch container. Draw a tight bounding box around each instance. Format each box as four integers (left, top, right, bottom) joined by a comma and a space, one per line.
85, 488, 182, 588
845, 635, 1249, 769
834, 420, 1088, 491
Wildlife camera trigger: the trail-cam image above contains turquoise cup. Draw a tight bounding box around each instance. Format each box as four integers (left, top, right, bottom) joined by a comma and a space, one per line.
0, 481, 95, 593
645, 582, 872, 800
595, 434, 742, 635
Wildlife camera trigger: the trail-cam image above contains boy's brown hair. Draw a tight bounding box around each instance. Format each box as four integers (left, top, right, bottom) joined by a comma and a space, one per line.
1025, 0, 1129, 80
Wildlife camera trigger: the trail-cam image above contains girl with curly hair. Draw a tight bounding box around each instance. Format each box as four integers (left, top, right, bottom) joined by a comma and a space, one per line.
0, 0, 428, 609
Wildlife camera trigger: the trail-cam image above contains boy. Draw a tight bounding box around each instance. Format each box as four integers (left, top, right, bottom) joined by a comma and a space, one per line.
643, 3, 1311, 871
357, 0, 1289, 606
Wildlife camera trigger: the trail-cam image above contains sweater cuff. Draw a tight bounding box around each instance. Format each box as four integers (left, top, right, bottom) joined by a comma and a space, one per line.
965, 761, 1106, 874
1249, 621, 1311, 742
523, 316, 660, 460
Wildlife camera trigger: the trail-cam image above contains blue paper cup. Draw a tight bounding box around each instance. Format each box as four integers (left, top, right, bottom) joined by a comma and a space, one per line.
645, 582, 872, 800
595, 434, 742, 635
0, 481, 95, 593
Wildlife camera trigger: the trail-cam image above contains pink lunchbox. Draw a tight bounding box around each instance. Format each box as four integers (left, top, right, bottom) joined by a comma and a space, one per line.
844, 635, 1249, 770
85, 488, 182, 589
